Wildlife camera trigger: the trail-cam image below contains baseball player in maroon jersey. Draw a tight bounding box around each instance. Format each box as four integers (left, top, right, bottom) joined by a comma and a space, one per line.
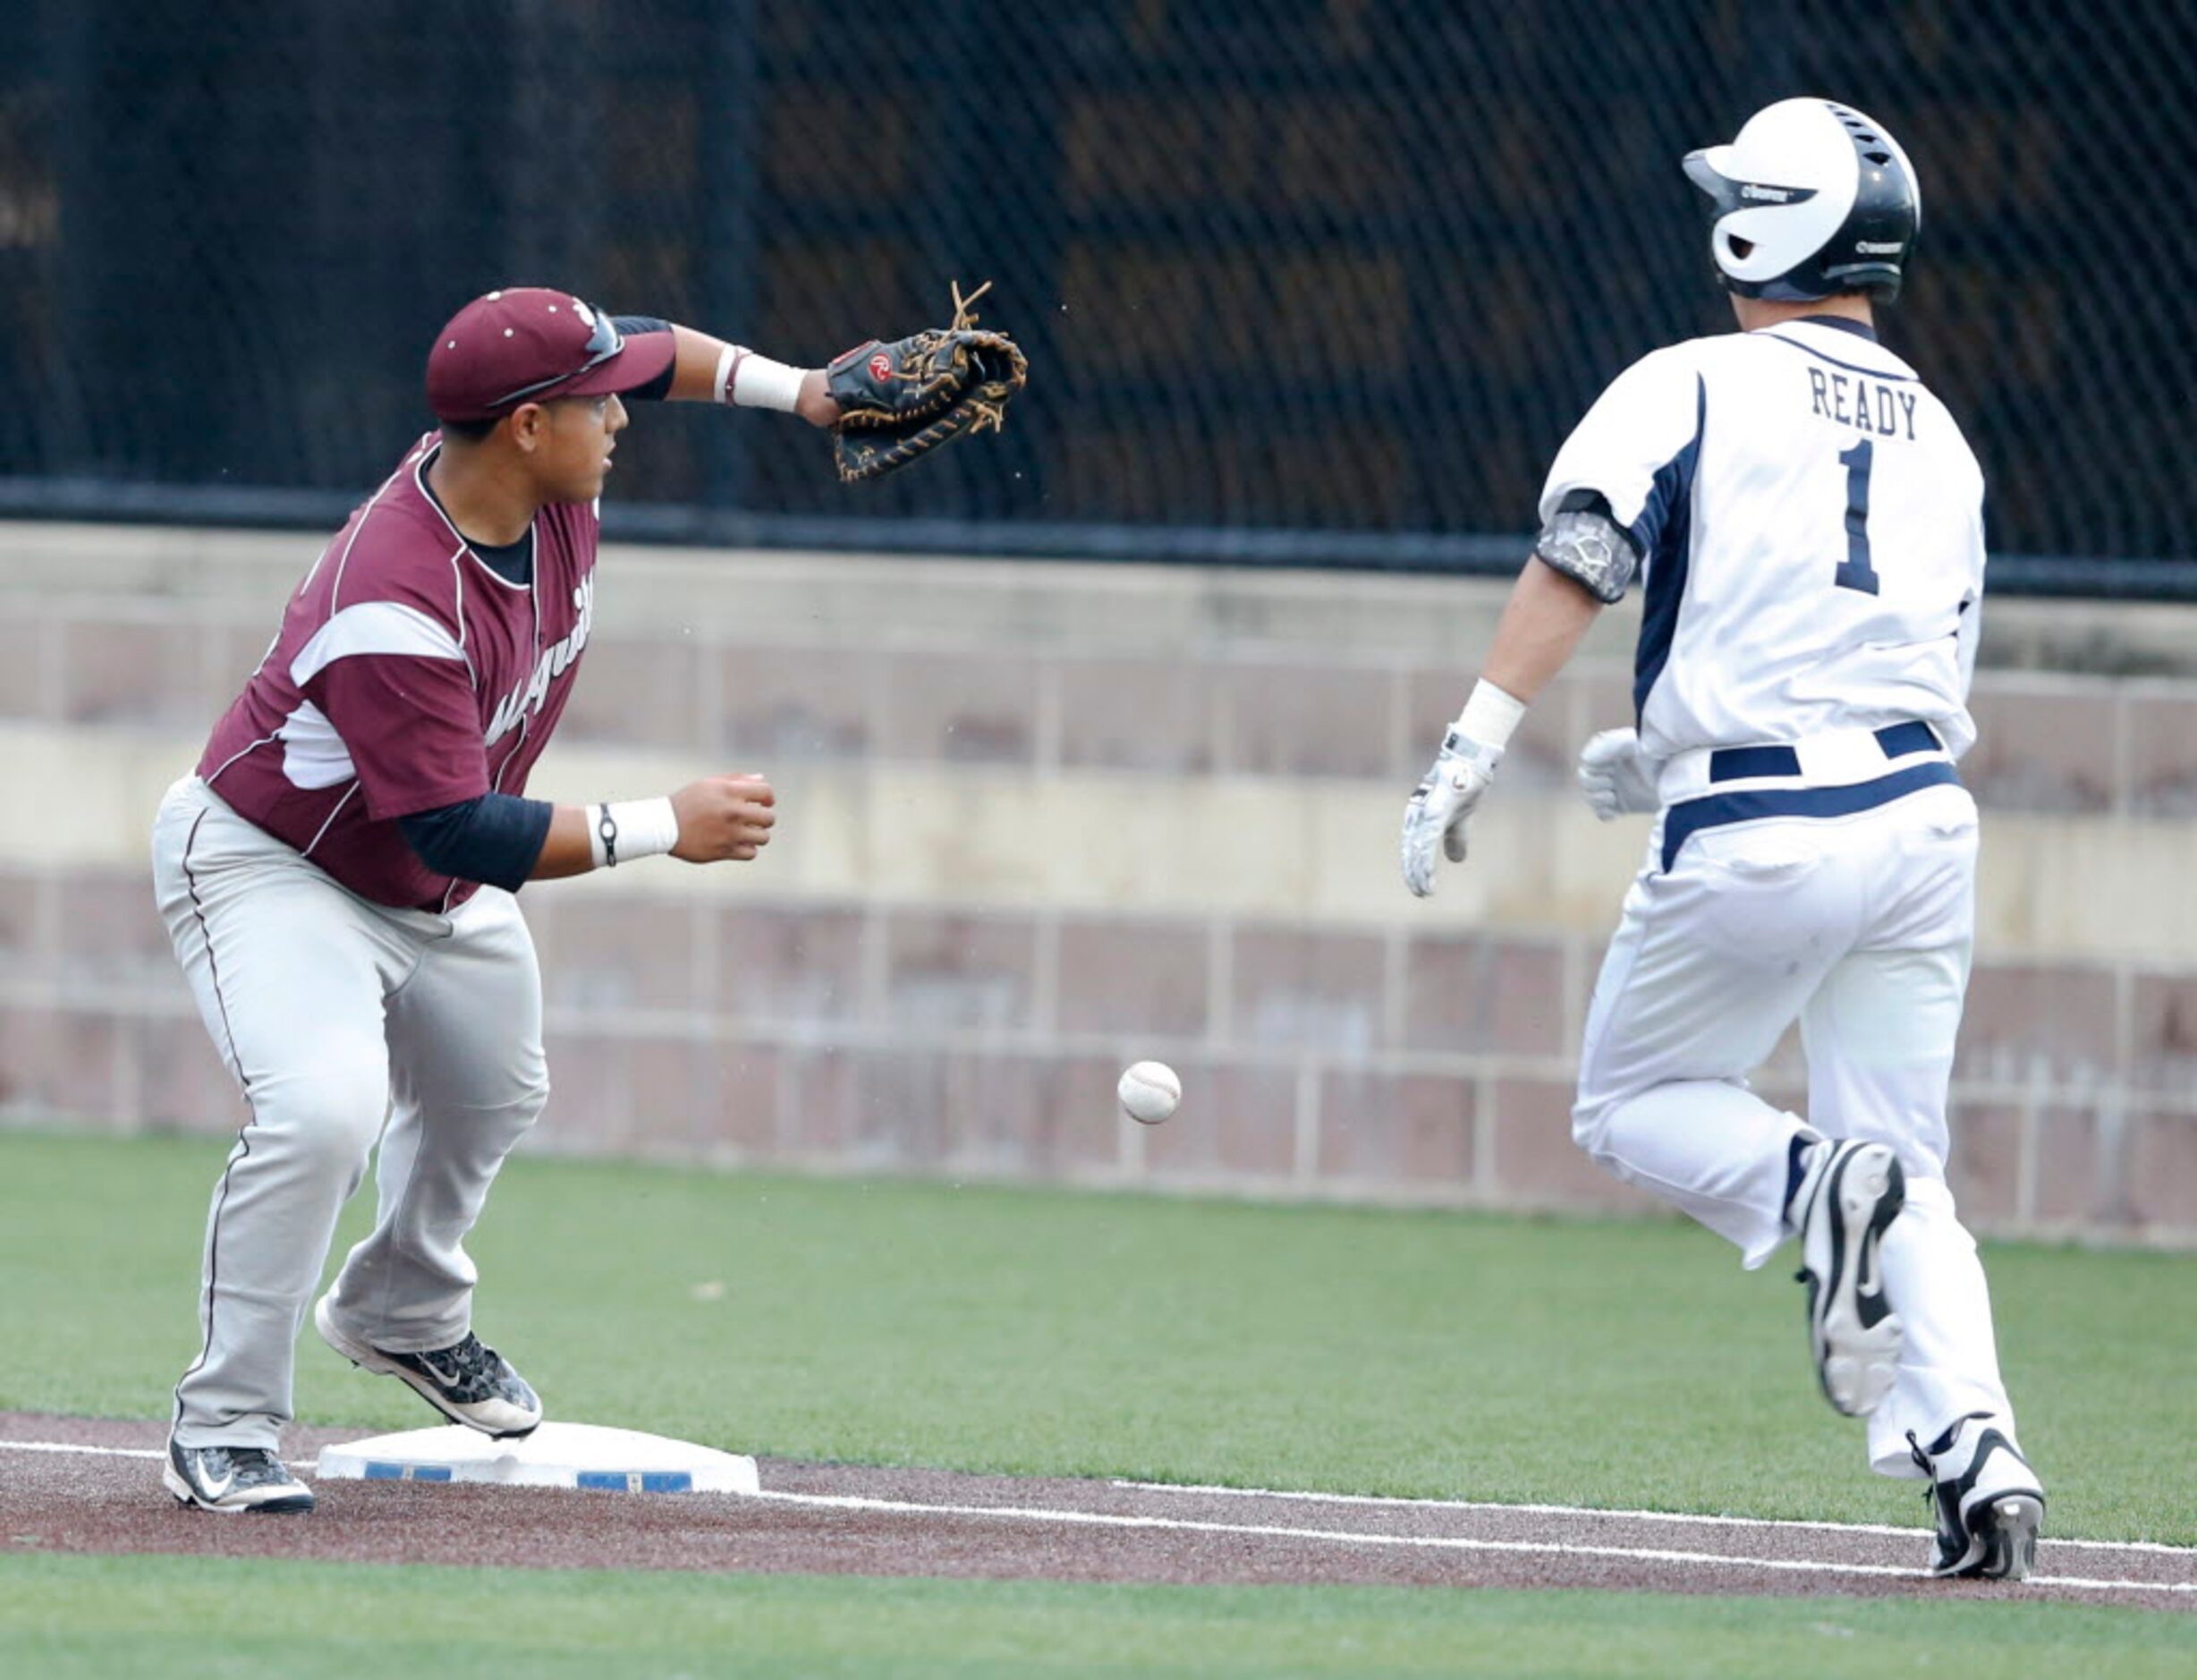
150, 289, 838, 1513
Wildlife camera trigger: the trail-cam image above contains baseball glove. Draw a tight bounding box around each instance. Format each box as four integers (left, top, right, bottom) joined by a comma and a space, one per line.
827, 281, 1029, 484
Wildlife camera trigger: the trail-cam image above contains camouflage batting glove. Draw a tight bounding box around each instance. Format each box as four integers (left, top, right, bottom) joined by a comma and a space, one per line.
1401, 732, 1503, 898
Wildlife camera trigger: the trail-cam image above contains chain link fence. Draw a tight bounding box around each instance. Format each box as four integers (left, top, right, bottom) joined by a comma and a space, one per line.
2, 0, 2190, 578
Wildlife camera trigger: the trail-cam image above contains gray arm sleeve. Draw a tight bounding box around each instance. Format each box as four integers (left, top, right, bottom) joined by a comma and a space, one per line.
1533, 504, 1640, 605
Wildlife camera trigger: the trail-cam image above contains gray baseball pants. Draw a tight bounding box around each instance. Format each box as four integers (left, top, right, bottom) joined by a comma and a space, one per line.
150, 776, 548, 1449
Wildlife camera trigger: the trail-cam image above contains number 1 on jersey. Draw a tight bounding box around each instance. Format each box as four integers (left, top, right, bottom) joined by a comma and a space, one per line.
1836, 439, 1880, 595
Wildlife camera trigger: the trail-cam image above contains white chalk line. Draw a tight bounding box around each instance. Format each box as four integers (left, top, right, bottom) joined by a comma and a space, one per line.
751, 1489, 2191, 1596
1113, 1479, 2197, 1560
7, 1439, 2187, 1594
0, 1441, 165, 1461
0, 1440, 320, 1471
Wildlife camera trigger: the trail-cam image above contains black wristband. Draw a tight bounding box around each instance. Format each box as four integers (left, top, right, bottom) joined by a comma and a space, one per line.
597, 803, 620, 868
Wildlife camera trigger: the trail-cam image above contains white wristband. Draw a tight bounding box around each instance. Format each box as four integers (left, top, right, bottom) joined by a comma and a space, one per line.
1454, 679, 1527, 752
731, 353, 810, 413
589, 797, 680, 869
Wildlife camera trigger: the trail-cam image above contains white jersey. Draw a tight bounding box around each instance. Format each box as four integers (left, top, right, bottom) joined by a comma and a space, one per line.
1540, 317, 1985, 761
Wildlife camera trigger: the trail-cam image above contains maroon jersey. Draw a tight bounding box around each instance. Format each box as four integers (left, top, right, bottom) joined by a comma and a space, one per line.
200, 433, 597, 910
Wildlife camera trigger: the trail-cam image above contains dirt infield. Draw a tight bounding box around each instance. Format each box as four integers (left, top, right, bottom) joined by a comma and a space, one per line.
4, 1413, 2190, 1610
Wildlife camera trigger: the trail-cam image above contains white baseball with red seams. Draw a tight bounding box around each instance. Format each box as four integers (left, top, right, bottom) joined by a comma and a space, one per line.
1117, 1062, 1181, 1125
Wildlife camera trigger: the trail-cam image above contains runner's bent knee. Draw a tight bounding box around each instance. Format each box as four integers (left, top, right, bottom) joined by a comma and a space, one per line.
243, 1048, 391, 1166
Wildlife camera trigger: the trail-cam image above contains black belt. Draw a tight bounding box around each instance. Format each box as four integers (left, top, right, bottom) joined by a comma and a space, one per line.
1665, 723, 1956, 872
1707, 720, 1942, 785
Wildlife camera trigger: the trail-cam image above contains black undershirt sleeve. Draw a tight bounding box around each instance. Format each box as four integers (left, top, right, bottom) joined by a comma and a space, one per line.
612, 317, 676, 402
398, 793, 557, 891
1556, 488, 1618, 521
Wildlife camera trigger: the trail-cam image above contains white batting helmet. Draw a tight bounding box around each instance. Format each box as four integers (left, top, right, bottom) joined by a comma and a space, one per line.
1682, 98, 1922, 301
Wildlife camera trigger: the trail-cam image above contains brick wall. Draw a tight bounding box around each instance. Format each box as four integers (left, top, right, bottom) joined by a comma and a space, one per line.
1, 522, 2192, 1242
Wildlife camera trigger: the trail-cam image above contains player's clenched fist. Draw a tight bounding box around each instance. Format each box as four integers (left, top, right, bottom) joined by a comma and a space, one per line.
670, 774, 776, 862
1575, 729, 1660, 820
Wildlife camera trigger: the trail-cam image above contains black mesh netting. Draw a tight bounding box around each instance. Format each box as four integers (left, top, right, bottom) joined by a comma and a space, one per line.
2, 0, 2189, 565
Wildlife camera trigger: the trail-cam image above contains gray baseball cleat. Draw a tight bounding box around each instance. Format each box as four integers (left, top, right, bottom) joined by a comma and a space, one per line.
1791, 1138, 1906, 1416
1909, 1413, 2046, 1581
164, 1438, 315, 1514
315, 1295, 543, 1439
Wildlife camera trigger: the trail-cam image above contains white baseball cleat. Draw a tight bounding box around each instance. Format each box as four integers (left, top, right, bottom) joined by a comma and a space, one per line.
1791, 1139, 1906, 1417
1909, 1413, 2046, 1581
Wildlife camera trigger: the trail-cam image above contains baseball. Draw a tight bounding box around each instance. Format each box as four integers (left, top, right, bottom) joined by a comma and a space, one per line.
1117, 1060, 1181, 1125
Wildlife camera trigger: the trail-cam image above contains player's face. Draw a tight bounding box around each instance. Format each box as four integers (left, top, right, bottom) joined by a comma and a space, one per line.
532, 393, 628, 502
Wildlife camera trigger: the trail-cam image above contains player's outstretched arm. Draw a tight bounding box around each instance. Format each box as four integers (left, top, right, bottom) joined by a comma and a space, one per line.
655, 324, 841, 428
528, 774, 777, 878
635, 291, 1028, 484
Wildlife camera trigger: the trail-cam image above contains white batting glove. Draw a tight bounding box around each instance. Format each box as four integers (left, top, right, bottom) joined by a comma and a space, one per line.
1576, 728, 1659, 820
1401, 732, 1502, 898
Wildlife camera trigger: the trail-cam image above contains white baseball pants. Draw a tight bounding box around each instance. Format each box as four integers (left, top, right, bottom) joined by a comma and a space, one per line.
1572, 777, 2019, 1478
150, 777, 548, 1450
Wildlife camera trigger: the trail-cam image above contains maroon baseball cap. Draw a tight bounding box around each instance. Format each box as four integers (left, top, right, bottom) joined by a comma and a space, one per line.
425, 287, 677, 423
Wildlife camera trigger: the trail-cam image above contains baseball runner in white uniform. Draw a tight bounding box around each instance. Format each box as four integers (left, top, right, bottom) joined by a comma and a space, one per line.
1401, 98, 2045, 1581
149, 289, 852, 1514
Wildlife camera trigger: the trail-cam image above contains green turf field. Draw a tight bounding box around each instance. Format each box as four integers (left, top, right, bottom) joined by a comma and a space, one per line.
3, 1553, 2193, 1680
1, 1132, 2190, 1676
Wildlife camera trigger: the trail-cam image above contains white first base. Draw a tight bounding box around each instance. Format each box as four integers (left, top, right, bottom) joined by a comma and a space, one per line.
314, 1420, 759, 1494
